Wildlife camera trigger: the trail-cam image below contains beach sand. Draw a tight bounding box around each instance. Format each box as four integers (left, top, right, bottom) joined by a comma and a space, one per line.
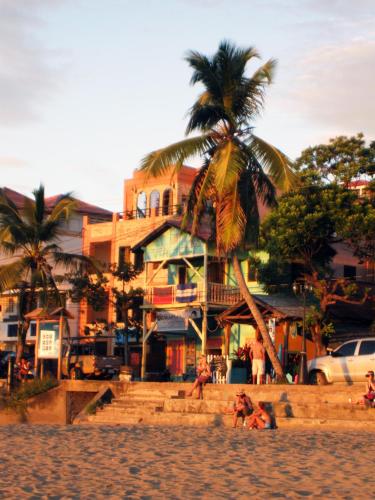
0, 425, 373, 499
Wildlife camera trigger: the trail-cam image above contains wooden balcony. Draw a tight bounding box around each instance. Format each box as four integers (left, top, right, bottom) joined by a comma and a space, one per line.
144, 282, 241, 307
207, 283, 241, 305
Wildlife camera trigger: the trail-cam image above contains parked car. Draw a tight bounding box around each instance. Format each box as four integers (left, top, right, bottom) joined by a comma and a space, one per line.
62, 336, 122, 379
308, 337, 375, 385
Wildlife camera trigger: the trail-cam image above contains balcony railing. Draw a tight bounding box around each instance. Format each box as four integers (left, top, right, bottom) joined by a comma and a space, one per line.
207, 283, 242, 305
144, 282, 241, 306
120, 204, 184, 221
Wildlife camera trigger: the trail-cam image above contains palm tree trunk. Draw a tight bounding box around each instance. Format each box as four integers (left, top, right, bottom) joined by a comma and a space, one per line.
232, 254, 284, 380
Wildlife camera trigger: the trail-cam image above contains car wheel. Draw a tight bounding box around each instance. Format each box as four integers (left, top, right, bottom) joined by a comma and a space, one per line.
309, 371, 328, 385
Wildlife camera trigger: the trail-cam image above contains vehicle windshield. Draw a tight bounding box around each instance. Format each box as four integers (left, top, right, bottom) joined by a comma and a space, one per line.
334, 342, 356, 357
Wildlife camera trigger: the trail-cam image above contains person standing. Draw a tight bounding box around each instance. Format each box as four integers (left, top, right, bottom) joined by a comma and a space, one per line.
250, 333, 265, 385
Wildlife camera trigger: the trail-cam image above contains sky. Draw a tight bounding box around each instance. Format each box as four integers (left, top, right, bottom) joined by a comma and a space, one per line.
1, 0, 375, 211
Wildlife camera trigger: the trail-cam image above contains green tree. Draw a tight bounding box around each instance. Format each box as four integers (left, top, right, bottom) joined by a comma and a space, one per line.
0, 185, 94, 361
139, 41, 297, 378
68, 262, 143, 364
259, 184, 372, 354
295, 134, 375, 187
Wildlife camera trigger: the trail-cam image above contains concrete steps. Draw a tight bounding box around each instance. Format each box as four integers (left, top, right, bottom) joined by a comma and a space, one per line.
86, 382, 374, 429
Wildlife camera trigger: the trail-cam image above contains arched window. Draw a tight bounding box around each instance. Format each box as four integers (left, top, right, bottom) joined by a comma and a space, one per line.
136, 191, 147, 218
150, 190, 160, 215
162, 188, 173, 215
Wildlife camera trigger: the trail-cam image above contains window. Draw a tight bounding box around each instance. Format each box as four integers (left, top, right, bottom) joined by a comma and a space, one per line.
344, 265, 356, 280
247, 261, 258, 282
335, 342, 356, 357
134, 251, 144, 271
162, 189, 173, 215
118, 246, 131, 266
359, 340, 375, 356
6, 298, 15, 314
178, 266, 187, 285
7, 324, 18, 338
30, 323, 37, 337
150, 190, 160, 215
136, 192, 147, 218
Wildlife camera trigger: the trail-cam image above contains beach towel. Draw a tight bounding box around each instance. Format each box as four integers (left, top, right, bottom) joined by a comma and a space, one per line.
176, 283, 197, 303
153, 286, 173, 304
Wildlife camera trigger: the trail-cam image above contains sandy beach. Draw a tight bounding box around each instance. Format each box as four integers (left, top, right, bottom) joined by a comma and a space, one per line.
0, 425, 373, 499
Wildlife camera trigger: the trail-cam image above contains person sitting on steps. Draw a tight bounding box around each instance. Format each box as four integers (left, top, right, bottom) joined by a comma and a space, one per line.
227, 390, 253, 428
247, 401, 272, 430
186, 354, 211, 399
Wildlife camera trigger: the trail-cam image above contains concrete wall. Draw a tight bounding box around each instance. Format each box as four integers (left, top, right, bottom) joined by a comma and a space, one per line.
0, 380, 124, 425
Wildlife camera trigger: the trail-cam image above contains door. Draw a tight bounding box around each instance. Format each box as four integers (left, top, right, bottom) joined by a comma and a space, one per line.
357, 340, 375, 380
167, 339, 184, 376
331, 341, 357, 382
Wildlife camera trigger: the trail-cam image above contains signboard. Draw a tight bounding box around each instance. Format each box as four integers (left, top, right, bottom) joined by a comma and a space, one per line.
156, 308, 201, 332
38, 323, 60, 359
268, 318, 276, 344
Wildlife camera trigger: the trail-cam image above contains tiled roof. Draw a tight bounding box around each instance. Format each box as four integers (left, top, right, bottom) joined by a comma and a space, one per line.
0, 187, 32, 208
45, 196, 112, 216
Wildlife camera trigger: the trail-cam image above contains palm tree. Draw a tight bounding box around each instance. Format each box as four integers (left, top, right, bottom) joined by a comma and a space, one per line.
0, 185, 95, 360
139, 41, 297, 378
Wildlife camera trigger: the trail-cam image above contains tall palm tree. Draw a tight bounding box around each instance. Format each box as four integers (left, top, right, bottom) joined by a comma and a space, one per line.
0, 185, 95, 360
140, 41, 297, 378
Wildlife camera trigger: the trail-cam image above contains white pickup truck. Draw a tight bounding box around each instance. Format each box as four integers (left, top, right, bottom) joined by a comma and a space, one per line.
308, 337, 375, 385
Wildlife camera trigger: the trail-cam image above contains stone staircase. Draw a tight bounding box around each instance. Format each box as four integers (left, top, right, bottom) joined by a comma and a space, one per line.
86, 382, 375, 429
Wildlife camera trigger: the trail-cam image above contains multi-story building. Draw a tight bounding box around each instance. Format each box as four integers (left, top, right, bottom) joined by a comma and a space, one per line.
0, 187, 112, 353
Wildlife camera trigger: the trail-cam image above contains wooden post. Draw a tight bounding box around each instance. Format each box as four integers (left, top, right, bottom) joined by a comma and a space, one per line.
141, 310, 147, 380
224, 322, 231, 356
202, 243, 208, 355
201, 305, 207, 355
57, 312, 64, 380
34, 319, 40, 378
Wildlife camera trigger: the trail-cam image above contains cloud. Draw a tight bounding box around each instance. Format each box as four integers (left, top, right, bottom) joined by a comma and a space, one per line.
291, 39, 375, 138
0, 156, 28, 167
0, 0, 66, 126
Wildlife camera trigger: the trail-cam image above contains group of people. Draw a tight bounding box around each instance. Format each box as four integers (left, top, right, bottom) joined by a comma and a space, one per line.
229, 390, 272, 430
185, 354, 272, 429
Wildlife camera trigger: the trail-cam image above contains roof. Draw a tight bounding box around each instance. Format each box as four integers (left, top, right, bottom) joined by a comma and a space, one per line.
132, 218, 213, 251
217, 294, 306, 324
24, 307, 74, 320
45, 196, 112, 216
0, 187, 32, 208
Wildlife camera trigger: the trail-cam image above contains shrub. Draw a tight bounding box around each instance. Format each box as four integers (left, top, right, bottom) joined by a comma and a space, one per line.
5, 376, 58, 415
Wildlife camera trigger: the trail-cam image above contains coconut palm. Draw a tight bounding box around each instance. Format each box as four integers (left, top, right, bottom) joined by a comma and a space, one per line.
0, 185, 95, 360
140, 41, 298, 378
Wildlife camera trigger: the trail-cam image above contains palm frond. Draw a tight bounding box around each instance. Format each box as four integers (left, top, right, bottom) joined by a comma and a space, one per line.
139, 134, 214, 179
48, 195, 76, 223
216, 186, 246, 253
53, 252, 102, 273
0, 259, 28, 291
212, 140, 244, 196
183, 158, 215, 234
250, 135, 298, 192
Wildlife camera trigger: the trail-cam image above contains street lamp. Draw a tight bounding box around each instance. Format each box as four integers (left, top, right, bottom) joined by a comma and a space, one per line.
292, 280, 313, 384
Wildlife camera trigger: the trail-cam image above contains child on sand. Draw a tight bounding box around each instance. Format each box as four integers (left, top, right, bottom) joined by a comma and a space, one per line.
247, 401, 272, 430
